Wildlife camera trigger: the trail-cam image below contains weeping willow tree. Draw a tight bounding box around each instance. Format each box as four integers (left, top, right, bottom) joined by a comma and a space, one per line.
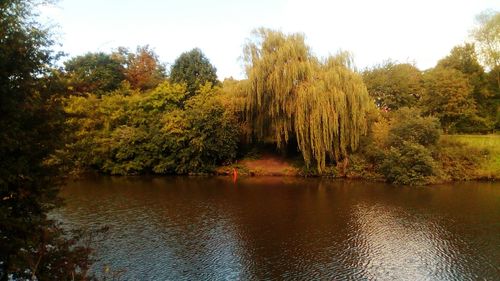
244, 28, 371, 172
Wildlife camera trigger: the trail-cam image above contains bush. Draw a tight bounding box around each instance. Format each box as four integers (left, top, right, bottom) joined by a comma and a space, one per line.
164, 86, 240, 173
380, 141, 437, 185
374, 108, 441, 185
64, 82, 241, 175
388, 107, 441, 147
345, 153, 383, 180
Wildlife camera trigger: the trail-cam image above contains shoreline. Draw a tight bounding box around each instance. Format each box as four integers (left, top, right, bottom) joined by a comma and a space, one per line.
66, 167, 499, 184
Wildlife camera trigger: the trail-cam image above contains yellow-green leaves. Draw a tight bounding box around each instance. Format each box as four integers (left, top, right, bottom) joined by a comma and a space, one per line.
422, 67, 475, 132
471, 10, 500, 72
64, 81, 239, 175
244, 28, 371, 172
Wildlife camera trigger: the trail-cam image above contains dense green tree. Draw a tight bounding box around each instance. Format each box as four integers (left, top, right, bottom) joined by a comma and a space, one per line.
244, 28, 371, 172
436, 44, 494, 132
64, 46, 166, 94
64, 52, 125, 95
437, 43, 487, 97
173, 84, 240, 172
362, 61, 424, 110
170, 48, 218, 98
388, 108, 442, 147
421, 67, 476, 132
486, 66, 500, 128
438, 44, 484, 75
64, 82, 239, 175
65, 82, 184, 175
0, 0, 93, 279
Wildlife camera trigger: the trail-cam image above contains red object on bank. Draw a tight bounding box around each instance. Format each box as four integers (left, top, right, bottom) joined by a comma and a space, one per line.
232, 168, 238, 183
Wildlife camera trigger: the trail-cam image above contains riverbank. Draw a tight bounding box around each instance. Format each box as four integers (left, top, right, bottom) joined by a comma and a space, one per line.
66, 134, 499, 184
216, 154, 300, 176
442, 134, 500, 179
216, 134, 500, 183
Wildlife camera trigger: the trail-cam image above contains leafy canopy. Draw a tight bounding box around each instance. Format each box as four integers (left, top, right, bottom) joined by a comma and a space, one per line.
64, 82, 239, 175
64, 52, 125, 95
379, 108, 441, 185
436, 43, 494, 132
471, 10, 500, 72
116, 45, 166, 91
0, 0, 93, 278
170, 48, 218, 98
421, 67, 476, 132
362, 61, 423, 110
244, 28, 371, 172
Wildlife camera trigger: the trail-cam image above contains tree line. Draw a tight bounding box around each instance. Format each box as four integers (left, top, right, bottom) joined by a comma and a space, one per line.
59, 15, 499, 181
1, 0, 498, 278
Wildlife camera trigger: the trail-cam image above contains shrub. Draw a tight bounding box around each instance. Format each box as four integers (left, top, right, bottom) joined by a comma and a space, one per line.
346, 153, 383, 180
380, 141, 437, 185
388, 107, 441, 147
64, 82, 241, 175
374, 108, 442, 185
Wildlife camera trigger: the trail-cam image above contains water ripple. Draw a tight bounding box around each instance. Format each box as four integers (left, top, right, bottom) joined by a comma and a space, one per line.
51, 177, 500, 280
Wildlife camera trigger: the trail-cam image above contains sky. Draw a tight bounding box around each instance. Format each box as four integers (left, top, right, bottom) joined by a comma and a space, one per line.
40, 0, 499, 79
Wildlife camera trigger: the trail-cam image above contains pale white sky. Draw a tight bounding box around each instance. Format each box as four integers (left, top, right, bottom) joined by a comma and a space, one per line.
40, 0, 499, 79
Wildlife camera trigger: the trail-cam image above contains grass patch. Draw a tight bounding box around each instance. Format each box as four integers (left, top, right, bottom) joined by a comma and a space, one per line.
442, 134, 500, 179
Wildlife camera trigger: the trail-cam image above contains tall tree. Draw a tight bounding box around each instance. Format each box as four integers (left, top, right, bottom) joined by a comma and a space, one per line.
486, 66, 500, 128
471, 10, 500, 69
0, 0, 92, 279
438, 44, 485, 77
437, 43, 488, 98
170, 48, 218, 98
421, 67, 476, 132
64, 52, 125, 95
362, 61, 424, 110
437, 43, 494, 131
244, 28, 371, 171
120, 45, 166, 91
470, 10, 500, 128
471, 10, 500, 88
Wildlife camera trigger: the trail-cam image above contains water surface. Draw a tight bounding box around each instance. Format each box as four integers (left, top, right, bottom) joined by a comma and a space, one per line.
56, 176, 500, 280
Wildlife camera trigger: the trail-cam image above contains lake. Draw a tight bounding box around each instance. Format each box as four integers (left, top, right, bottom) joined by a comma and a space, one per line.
55, 176, 500, 280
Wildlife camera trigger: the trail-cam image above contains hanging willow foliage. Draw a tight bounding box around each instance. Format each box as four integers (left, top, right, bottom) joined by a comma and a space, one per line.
244, 28, 371, 172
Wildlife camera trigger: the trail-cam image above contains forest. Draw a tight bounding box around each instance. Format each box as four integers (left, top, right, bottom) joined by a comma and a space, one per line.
0, 0, 499, 279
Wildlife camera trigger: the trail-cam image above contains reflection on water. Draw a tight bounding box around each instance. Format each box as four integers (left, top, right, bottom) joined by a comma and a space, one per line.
53, 176, 500, 280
